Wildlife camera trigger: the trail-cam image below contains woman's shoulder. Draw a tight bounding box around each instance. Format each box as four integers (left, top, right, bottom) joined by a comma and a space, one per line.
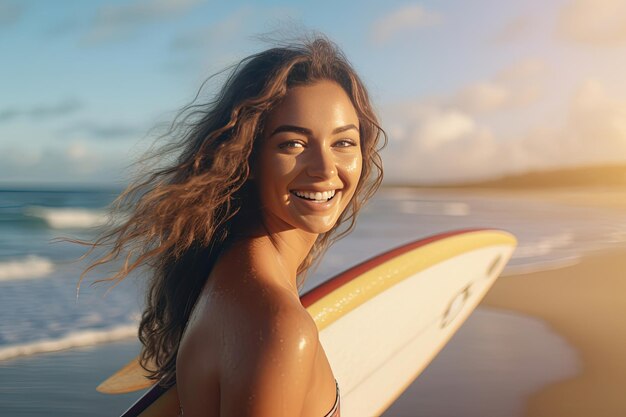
178, 271, 318, 369
186, 270, 318, 356
221, 275, 318, 341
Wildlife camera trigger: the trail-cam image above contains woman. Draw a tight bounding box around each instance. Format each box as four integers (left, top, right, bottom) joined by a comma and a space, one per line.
81, 36, 385, 416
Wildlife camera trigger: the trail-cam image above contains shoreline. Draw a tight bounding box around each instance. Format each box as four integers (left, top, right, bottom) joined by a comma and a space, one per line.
0, 339, 145, 417
385, 185, 626, 212
482, 246, 626, 416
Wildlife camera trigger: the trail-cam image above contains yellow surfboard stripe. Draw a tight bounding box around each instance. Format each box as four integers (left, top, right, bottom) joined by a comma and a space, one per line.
308, 230, 517, 331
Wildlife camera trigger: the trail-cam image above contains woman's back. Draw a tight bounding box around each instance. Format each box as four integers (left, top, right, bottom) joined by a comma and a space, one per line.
176, 240, 339, 417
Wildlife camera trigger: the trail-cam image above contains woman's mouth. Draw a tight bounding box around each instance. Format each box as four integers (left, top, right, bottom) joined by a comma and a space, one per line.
290, 189, 337, 203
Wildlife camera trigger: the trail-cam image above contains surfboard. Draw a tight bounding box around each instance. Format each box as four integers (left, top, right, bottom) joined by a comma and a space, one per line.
99, 228, 517, 417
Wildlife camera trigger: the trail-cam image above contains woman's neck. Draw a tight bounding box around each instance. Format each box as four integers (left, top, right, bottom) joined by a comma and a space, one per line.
224, 227, 317, 297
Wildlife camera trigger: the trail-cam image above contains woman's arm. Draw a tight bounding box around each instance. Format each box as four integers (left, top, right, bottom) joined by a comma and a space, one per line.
219, 297, 319, 417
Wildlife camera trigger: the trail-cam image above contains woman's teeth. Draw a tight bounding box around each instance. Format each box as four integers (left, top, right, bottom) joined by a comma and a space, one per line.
292, 190, 336, 202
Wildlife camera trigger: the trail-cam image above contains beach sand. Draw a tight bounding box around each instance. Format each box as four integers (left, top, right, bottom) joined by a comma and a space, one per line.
482, 246, 626, 417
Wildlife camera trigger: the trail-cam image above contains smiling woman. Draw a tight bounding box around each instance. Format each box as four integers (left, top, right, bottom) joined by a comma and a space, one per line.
76, 35, 386, 417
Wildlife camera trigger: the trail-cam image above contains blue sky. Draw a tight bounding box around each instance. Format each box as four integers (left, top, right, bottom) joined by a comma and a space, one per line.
2, 0, 626, 186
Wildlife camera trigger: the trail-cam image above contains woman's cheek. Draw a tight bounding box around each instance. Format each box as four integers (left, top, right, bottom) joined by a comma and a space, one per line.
344, 153, 363, 185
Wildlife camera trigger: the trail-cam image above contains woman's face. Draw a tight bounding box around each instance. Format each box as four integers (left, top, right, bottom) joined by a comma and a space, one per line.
252, 80, 363, 234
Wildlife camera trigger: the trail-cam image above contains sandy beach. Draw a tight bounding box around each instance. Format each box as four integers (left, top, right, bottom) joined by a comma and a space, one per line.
482, 246, 626, 417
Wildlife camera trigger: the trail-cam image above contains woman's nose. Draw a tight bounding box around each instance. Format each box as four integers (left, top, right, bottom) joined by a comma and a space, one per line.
306, 147, 337, 179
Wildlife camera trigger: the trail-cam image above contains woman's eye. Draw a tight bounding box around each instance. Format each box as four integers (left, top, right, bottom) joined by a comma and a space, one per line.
335, 139, 358, 148
279, 140, 305, 149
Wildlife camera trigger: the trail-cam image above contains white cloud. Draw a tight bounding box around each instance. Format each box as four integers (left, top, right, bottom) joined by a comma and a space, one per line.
454, 82, 510, 114
381, 102, 499, 184
379, 59, 552, 184
371, 4, 441, 45
451, 59, 547, 115
417, 109, 476, 150
381, 78, 626, 185
557, 0, 626, 44
563, 79, 626, 164
510, 80, 626, 170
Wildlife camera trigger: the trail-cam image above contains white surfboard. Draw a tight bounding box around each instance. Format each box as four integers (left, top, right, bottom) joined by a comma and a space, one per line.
99, 228, 517, 417
305, 228, 517, 416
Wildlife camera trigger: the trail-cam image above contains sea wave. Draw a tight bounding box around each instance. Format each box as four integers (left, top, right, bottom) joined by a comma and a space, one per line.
501, 255, 582, 276
513, 232, 575, 258
0, 324, 138, 361
23, 206, 110, 229
398, 201, 471, 216
0, 255, 54, 282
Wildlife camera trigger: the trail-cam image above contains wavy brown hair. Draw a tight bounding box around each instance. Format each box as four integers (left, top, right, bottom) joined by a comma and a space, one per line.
77, 35, 386, 387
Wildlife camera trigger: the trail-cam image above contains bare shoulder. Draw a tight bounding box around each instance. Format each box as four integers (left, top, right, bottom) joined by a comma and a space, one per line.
219, 282, 320, 416
220, 280, 319, 369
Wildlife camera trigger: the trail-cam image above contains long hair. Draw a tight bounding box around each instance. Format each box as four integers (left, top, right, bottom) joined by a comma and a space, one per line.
77, 35, 386, 386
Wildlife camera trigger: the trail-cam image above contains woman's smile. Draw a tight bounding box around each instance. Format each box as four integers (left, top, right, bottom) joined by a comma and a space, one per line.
291, 189, 337, 202
289, 189, 341, 212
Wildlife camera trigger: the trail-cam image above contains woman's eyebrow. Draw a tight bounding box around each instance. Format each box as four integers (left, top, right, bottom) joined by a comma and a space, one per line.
332, 124, 359, 134
270, 125, 312, 137
269, 124, 359, 137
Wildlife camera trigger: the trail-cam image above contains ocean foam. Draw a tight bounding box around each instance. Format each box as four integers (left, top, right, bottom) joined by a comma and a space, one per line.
398, 201, 470, 216
24, 206, 109, 229
513, 232, 575, 258
0, 324, 138, 361
0, 255, 54, 282
502, 256, 582, 276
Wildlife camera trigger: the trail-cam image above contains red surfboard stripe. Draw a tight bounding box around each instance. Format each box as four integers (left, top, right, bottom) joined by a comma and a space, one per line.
300, 228, 490, 308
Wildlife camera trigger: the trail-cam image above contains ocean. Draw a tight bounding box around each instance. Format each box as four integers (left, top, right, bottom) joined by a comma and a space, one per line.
1, 186, 625, 416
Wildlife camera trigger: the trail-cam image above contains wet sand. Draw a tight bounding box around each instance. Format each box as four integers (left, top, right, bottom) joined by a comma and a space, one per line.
0, 339, 145, 417
482, 246, 626, 417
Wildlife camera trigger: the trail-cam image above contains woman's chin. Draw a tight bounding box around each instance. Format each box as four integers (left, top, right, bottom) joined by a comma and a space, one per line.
297, 219, 339, 234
